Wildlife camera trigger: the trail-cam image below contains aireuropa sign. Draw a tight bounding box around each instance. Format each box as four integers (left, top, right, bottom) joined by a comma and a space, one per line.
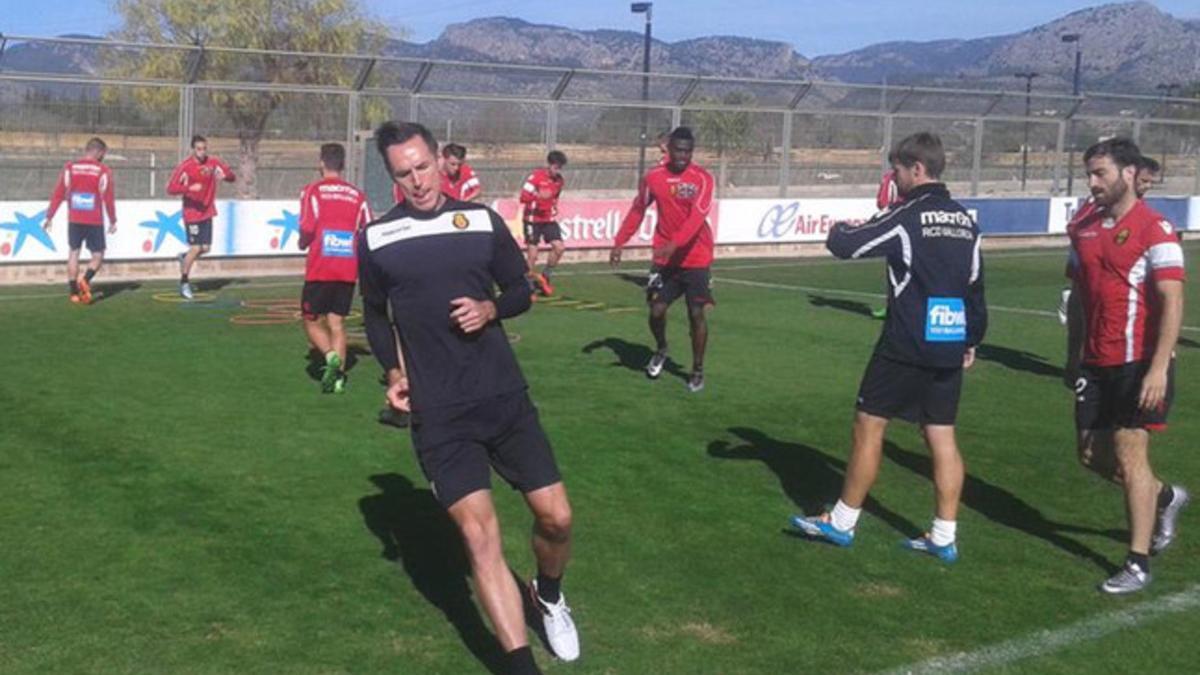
716, 199, 877, 244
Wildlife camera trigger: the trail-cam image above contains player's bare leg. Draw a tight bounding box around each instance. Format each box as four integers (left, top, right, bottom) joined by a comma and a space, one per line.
327, 313, 347, 367
87, 250, 105, 277
686, 303, 710, 391
1114, 428, 1156, 556
541, 241, 565, 294
841, 411, 890, 508
524, 482, 580, 662
645, 301, 670, 379
1078, 430, 1124, 485
923, 425, 964, 521
446, 490, 529, 652
303, 317, 332, 356
66, 248, 82, 300
182, 244, 204, 277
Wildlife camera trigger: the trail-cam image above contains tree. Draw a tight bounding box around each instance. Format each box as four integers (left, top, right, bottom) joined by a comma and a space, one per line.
688, 92, 759, 160
107, 0, 392, 197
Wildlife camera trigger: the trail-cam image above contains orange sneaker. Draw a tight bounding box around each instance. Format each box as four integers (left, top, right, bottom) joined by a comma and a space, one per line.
69, 294, 83, 304
539, 274, 555, 297
77, 276, 93, 304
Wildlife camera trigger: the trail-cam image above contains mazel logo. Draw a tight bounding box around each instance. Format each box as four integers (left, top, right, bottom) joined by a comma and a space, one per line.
138, 210, 186, 253
322, 230, 355, 258
925, 297, 967, 342
0, 209, 55, 257
267, 210, 300, 249
1114, 228, 1130, 246
452, 213, 469, 230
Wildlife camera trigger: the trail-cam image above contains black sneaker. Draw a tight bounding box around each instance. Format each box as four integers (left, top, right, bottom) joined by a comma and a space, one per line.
378, 407, 410, 429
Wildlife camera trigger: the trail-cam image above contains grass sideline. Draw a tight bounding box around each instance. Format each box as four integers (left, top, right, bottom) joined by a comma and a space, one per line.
1, 248, 1198, 674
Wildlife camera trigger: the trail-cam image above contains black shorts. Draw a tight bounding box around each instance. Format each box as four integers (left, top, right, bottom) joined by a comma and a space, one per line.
410, 391, 562, 508
186, 219, 213, 246
856, 353, 964, 426
1075, 360, 1175, 432
68, 223, 105, 252
647, 266, 714, 308
301, 281, 355, 320
523, 221, 562, 246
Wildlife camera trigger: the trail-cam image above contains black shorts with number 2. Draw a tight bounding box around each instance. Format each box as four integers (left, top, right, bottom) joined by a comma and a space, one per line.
1074, 360, 1174, 432
646, 265, 714, 308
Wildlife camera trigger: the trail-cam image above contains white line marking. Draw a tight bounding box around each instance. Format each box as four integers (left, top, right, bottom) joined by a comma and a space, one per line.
879, 583, 1200, 674
715, 276, 1200, 333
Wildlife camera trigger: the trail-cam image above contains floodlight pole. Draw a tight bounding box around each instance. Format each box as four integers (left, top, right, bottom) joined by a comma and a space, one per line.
632, 2, 653, 185
1014, 72, 1039, 191
1062, 34, 1081, 196
1156, 82, 1181, 174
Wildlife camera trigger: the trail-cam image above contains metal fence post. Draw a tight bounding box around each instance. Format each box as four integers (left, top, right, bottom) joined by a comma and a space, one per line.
546, 101, 558, 152
779, 110, 792, 198
1053, 120, 1066, 195
881, 115, 894, 171
971, 118, 983, 196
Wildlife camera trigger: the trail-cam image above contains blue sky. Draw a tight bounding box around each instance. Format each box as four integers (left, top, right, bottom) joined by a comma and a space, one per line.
4, 1, 1197, 56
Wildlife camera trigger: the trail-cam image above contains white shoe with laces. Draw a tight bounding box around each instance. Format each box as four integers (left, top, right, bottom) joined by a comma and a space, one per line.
530, 579, 579, 662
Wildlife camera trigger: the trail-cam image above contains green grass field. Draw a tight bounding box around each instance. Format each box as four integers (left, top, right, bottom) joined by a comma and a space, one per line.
2, 247, 1198, 674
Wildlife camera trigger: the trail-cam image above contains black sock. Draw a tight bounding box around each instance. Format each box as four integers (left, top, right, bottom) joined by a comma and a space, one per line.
506, 646, 540, 675
69, 279, 79, 294
84, 268, 96, 282
692, 364, 704, 375
1128, 551, 1150, 572
181, 274, 189, 284
1157, 484, 1175, 510
536, 572, 562, 604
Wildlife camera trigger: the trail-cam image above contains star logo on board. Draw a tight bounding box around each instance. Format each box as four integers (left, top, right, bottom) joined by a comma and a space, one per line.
268, 210, 300, 249
138, 210, 187, 253
0, 209, 55, 257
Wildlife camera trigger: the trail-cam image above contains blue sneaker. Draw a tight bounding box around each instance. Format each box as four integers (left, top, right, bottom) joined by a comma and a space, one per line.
902, 534, 958, 563
789, 514, 854, 547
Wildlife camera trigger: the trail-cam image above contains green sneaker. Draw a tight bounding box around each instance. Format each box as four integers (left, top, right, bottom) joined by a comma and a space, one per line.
321, 352, 342, 393
871, 307, 887, 320
333, 372, 347, 394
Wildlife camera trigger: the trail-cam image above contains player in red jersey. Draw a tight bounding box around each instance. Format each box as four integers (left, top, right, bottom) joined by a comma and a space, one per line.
167, 135, 235, 299
871, 165, 904, 318
610, 126, 716, 393
298, 143, 372, 394
440, 143, 482, 202
1064, 138, 1189, 595
521, 150, 568, 296
43, 137, 117, 304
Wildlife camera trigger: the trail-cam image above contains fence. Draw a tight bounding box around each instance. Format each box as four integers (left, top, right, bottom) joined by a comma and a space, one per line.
2, 33, 1199, 214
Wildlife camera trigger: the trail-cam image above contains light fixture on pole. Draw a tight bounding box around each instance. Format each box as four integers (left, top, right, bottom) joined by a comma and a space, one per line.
1061, 33, 1082, 196
631, 2, 653, 186
1014, 72, 1039, 191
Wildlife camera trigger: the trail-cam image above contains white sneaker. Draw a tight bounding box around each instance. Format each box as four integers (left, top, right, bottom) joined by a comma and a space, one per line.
1057, 288, 1071, 325
530, 579, 579, 662
180, 282, 194, 300
645, 350, 667, 379
1152, 484, 1190, 555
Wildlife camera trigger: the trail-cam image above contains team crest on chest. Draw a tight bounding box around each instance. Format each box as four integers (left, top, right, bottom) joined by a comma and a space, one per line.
1114, 228, 1130, 246
452, 213, 470, 230
672, 182, 699, 199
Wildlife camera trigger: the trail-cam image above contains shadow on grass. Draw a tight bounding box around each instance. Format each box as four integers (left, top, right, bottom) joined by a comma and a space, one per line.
615, 272, 651, 289
193, 278, 244, 292
808, 294, 875, 318
89, 281, 141, 303
358, 473, 505, 674
882, 442, 1121, 573
975, 343, 1064, 379
582, 336, 687, 382
1178, 336, 1200, 350
707, 426, 921, 539
304, 345, 370, 382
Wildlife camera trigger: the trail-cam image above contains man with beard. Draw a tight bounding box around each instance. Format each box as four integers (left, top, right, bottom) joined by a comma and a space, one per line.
1064, 138, 1189, 594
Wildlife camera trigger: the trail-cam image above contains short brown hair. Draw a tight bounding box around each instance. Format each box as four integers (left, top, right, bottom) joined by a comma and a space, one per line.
85, 137, 107, 153
892, 132, 945, 179
320, 143, 346, 172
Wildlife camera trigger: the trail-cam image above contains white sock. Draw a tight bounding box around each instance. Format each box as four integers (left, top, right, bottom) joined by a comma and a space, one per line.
930, 518, 957, 546
325, 350, 338, 364
830, 500, 861, 532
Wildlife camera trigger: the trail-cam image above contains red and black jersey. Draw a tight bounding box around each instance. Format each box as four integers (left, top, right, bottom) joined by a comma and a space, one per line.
1067, 200, 1186, 367
442, 163, 482, 202
46, 158, 116, 227
519, 168, 564, 223
614, 162, 715, 269
299, 177, 372, 283
166, 155, 236, 223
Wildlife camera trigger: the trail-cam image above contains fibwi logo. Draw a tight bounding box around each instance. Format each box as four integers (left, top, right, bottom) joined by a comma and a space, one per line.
138, 210, 186, 252
925, 297, 966, 342
267, 210, 300, 249
0, 209, 55, 257
322, 230, 355, 258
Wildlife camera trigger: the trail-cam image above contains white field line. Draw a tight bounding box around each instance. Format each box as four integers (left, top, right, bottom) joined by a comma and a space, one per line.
715, 276, 1200, 334
878, 583, 1200, 674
